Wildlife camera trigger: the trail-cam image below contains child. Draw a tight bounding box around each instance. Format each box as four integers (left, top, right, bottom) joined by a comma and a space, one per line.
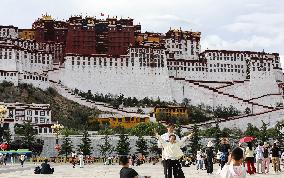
196, 150, 204, 170
218, 147, 246, 178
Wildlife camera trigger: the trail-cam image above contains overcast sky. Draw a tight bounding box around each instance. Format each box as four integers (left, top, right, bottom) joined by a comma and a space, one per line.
1, 0, 283, 63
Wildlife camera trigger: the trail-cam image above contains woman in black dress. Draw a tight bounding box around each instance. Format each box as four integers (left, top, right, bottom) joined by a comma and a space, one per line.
206, 141, 214, 174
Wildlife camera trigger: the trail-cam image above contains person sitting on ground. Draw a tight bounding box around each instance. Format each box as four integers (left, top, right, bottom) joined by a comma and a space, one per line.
218, 147, 246, 178
40, 159, 54, 174
119, 156, 151, 178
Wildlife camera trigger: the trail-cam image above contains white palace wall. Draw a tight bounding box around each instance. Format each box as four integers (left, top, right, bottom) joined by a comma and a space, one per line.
58, 54, 173, 101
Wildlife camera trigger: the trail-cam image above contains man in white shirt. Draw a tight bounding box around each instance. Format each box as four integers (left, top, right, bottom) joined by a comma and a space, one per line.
158, 124, 181, 177
255, 143, 264, 173
156, 128, 193, 178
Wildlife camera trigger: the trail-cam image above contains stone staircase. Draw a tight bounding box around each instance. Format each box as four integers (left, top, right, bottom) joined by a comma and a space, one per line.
49, 80, 148, 117
170, 76, 275, 111
182, 107, 284, 130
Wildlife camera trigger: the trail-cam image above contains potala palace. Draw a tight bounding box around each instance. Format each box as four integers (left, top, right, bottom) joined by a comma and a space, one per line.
1, 14, 284, 129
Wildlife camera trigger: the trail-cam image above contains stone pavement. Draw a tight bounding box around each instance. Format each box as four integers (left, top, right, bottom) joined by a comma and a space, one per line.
1, 163, 284, 178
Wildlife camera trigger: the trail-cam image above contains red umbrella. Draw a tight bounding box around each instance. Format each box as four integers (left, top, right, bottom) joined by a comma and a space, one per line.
54, 144, 61, 151
0, 143, 8, 150
239, 136, 255, 143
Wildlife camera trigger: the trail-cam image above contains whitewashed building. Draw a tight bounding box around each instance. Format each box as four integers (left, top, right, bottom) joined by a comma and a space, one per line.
0, 22, 284, 129
0, 102, 53, 135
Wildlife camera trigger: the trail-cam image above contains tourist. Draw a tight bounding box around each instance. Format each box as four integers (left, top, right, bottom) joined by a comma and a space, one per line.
3, 154, 7, 165
275, 140, 282, 172
158, 123, 181, 176
262, 142, 270, 174
71, 151, 77, 168
40, 159, 54, 174
0, 153, 3, 166
206, 141, 214, 174
10, 154, 14, 165
218, 147, 246, 178
196, 150, 203, 170
119, 156, 151, 178
255, 143, 264, 173
79, 152, 84, 168
219, 138, 231, 169
155, 129, 193, 178
281, 150, 284, 169
271, 141, 280, 173
131, 154, 136, 166
19, 154, 26, 167
245, 142, 255, 174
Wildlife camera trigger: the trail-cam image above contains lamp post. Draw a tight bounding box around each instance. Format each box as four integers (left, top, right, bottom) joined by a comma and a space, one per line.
51, 121, 64, 152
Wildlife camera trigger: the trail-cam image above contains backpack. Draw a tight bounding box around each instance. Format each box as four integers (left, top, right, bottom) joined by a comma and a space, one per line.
220, 153, 226, 161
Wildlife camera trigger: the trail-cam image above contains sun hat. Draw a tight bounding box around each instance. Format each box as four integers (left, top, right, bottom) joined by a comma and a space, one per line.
263, 142, 269, 147
207, 141, 214, 147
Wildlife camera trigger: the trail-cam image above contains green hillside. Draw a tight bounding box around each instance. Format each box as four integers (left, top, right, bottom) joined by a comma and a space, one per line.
0, 81, 99, 130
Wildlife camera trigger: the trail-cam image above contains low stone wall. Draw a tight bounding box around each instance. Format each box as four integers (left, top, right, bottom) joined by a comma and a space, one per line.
38, 135, 157, 158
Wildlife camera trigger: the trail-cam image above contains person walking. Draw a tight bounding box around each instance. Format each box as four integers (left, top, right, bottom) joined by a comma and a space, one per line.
262, 142, 270, 174
19, 154, 26, 167
10, 154, 14, 165
79, 152, 84, 168
271, 142, 280, 173
71, 151, 77, 168
158, 124, 181, 176
245, 142, 255, 175
3, 154, 7, 166
155, 129, 193, 178
219, 138, 231, 169
206, 141, 214, 174
255, 143, 264, 173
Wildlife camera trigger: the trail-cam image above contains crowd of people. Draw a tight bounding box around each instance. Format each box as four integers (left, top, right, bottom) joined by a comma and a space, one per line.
119, 123, 284, 178
0, 153, 26, 167
190, 138, 284, 177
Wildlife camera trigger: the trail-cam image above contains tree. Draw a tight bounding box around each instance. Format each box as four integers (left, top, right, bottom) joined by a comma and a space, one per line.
59, 133, 73, 160
15, 122, 37, 147
190, 124, 201, 156
274, 121, 284, 147
99, 134, 114, 158
245, 107, 251, 115
78, 130, 93, 157
213, 122, 222, 152
129, 122, 166, 136
182, 98, 190, 107
3, 128, 12, 144
30, 139, 44, 156
175, 121, 182, 139
148, 137, 160, 157
244, 123, 260, 138
135, 136, 148, 156
259, 121, 269, 142
116, 128, 130, 156
137, 108, 144, 114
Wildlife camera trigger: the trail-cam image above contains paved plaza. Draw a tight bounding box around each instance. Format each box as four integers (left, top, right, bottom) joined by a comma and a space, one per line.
1, 163, 284, 178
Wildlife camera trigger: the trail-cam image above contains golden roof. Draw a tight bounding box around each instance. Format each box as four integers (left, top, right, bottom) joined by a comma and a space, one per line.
41, 14, 53, 21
